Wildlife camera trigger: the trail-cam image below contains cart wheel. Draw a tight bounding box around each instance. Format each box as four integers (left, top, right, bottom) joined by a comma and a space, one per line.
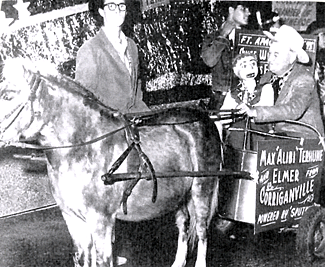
296, 205, 325, 266
214, 217, 234, 235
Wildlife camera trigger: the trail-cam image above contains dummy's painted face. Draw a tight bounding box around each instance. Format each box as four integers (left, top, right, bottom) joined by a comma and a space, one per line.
100, 0, 126, 28
233, 56, 258, 80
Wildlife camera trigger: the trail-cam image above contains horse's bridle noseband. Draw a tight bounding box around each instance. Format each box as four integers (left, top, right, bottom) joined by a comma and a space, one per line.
0, 71, 43, 146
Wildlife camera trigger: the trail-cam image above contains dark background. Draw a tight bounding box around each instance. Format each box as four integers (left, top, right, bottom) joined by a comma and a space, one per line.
1, 1, 325, 106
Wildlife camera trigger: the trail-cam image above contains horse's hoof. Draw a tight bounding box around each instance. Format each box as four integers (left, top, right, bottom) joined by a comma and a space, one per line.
117, 256, 127, 265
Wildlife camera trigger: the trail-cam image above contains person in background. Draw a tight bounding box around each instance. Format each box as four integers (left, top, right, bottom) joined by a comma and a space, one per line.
75, 0, 149, 114
308, 24, 325, 116
201, 1, 251, 111
75, 1, 150, 265
237, 25, 324, 139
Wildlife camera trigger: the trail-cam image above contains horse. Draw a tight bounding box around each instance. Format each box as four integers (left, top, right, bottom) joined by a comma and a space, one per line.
0, 58, 222, 267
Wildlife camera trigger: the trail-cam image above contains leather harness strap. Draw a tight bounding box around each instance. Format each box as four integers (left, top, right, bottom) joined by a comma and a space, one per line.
102, 116, 157, 215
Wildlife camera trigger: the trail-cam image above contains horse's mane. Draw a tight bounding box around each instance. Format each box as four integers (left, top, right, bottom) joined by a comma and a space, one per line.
42, 71, 116, 113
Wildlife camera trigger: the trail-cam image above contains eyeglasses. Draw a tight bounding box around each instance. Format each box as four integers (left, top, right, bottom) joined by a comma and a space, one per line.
104, 2, 126, 12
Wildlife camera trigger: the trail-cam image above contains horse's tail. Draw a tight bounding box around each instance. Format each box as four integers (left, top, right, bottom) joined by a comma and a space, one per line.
187, 177, 219, 250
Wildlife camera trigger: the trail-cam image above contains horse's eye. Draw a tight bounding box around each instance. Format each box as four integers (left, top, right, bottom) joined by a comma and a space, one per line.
0, 90, 18, 101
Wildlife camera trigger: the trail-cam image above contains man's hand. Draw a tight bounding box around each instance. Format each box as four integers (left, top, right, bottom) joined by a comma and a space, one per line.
236, 103, 257, 117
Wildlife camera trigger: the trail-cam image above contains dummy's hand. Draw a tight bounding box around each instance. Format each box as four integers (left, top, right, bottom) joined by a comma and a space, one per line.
236, 103, 257, 118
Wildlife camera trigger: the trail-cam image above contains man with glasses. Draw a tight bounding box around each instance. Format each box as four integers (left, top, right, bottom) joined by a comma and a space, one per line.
75, 0, 149, 114
201, 1, 251, 111
75, 2, 148, 265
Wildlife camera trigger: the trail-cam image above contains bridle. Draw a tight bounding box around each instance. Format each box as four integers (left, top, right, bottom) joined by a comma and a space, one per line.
0, 69, 42, 141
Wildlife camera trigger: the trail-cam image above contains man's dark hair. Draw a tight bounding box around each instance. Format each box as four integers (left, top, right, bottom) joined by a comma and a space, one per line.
88, 0, 105, 27
88, 0, 131, 27
226, 1, 250, 10
219, 1, 250, 16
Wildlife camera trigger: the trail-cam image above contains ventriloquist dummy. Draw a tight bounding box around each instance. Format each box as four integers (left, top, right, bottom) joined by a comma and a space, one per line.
220, 53, 274, 169
221, 52, 273, 113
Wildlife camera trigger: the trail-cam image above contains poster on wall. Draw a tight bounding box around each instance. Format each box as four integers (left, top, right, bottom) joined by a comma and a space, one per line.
272, 1, 316, 32
255, 139, 323, 234
235, 30, 271, 76
235, 29, 318, 76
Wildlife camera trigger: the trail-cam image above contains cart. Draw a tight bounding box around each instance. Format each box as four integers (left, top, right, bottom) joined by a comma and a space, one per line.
212, 111, 325, 266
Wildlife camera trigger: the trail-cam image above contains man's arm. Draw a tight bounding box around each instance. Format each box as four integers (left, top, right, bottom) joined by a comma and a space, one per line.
75, 44, 98, 94
255, 76, 314, 122
201, 21, 235, 67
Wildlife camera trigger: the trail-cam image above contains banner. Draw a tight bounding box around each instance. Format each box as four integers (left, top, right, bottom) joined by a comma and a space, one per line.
272, 1, 316, 32
255, 139, 323, 233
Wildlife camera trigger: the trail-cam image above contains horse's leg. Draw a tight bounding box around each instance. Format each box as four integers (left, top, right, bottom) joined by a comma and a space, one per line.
171, 208, 189, 267
62, 209, 116, 267
61, 210, 95, 267
87, 210, 116, 267
191, 178, 216, 267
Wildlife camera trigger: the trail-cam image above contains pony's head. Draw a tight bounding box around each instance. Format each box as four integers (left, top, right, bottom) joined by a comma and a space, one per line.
0, 58, 57, 147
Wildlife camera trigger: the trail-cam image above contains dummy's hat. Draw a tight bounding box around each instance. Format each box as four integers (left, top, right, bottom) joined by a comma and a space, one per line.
263, 25, 309, 64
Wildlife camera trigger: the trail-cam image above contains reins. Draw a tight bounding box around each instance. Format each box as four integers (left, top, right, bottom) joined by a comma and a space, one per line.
0, 104, 26, 134
4, 125, 129, 150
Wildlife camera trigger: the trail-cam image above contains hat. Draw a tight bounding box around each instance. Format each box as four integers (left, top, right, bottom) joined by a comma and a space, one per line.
263, 25, 309, 64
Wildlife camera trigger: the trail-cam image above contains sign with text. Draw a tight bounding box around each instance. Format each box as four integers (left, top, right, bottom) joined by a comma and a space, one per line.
235, 30, 270, 76
255, 139, 323, 234
272, 1, 316, 32
235, 29, 317, 76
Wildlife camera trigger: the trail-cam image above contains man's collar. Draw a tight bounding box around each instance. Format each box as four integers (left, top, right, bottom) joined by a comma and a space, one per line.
276, 62, 295, 78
